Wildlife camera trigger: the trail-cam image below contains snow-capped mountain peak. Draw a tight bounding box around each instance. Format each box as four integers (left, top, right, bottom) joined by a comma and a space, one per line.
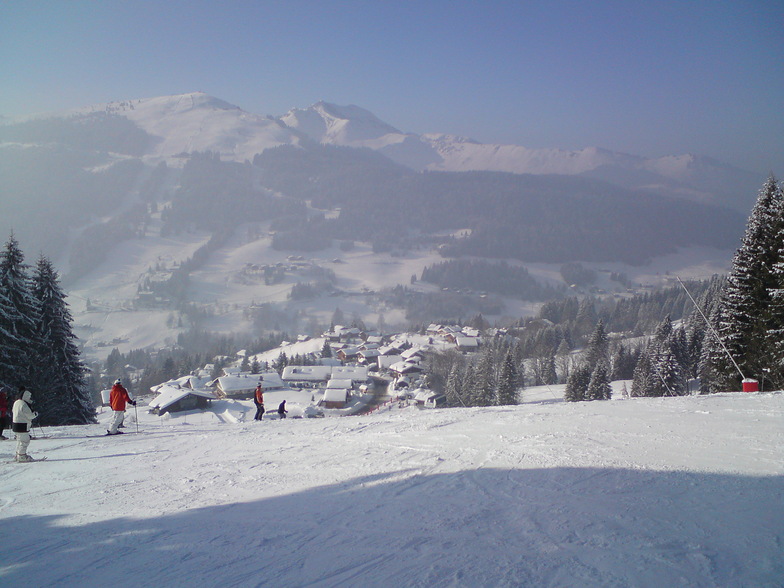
281, 101, 401, 145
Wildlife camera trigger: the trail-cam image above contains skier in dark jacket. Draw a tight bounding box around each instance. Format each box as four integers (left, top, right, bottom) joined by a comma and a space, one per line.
277, 400, 288, 419
253, 383, 265, 421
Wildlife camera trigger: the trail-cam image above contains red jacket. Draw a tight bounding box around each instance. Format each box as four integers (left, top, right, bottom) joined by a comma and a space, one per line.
110, 383, 132, 411
0, 391, 8, 417
254, 386, 264, 405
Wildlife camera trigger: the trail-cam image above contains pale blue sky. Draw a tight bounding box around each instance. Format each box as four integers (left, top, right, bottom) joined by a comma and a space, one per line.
2, 0, 782, 172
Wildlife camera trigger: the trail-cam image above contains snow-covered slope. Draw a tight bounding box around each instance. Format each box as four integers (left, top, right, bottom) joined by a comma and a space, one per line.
1, 389, 781, 586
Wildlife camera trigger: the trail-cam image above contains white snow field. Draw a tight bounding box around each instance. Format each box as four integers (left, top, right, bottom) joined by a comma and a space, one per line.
1, 390, 782, 587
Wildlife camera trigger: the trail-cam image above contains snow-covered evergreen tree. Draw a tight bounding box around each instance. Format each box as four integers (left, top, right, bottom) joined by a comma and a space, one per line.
495, 351, 518, 405
540, 355, 557, 386
586, 363, 612, 401
709, 176, 784, 390
445, 363, 466, 407
0, 234, 41, 389
630, 347, 660, 397
564, 363, 591, 402
473, 351, 496, 407
31, 255, 96, 425
583, 320, 609, 368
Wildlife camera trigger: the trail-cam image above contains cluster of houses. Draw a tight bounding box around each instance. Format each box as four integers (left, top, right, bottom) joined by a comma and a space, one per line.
144, 324, 485, 416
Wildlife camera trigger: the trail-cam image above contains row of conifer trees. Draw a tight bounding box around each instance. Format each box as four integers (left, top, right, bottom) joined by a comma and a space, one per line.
0, 235, 96, 425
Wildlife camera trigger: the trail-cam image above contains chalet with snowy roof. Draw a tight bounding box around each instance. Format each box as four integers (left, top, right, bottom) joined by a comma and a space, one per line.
148, 383, 216, 415
455, 336, 480, 352
413, 389, 447, 408
377, 354, 403, 370
358, 349, 381, 364
337, 346, 361, 363
282, 365, 333, 387
388, 361, 424, 378
378, 344, 402, 356
331, 365, 369, 384
400, 347, 425, 361
321, 387, 348, 409
211, 374, 258, 399
323, 325, 362, 343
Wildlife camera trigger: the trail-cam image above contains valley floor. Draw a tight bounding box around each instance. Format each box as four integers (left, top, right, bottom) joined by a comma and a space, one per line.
1, 390, 782, 587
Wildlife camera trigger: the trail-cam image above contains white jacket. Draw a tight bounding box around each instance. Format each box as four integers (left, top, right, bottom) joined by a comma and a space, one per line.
12, 392, 37, 428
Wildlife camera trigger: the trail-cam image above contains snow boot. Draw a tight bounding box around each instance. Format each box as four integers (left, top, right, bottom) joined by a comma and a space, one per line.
15, 454, 33, 463
106, 430, 124, 435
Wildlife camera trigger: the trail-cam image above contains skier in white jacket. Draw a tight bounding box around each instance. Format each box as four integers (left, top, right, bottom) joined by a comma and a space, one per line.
12, 387, 39, 462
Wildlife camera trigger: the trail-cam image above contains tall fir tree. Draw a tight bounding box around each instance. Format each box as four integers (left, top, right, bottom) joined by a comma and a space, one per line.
0, 234, 41, 390
564, 363, 591, 402
586, 363, 612, 401
445, 363, 466, 407
31, 255, 96, 425
495, 351, 519, 405
630, 347, 661, 397
584, 320, 609, 368
473, 350, 496, 407
709, 176, 784, 390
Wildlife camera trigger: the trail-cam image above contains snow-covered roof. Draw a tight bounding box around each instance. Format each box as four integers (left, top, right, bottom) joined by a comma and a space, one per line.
331, 366, 368, 382
413, 388, 439, 402
282, 366, 333, 381
216, 374, 260, 392
148, 384, 216, 411
378, 354, 402, 369
258, 371, 285, 390
327, 379, 353, 389
389, 361, 423, 374
322, 388, 347, 402
455, 336, 479, 348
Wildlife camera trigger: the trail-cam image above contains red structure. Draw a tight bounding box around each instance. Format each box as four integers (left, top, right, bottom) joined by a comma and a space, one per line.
742, 378, 759, 393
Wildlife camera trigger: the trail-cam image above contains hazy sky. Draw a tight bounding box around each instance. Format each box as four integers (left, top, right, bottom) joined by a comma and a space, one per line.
2, 1, 782, 172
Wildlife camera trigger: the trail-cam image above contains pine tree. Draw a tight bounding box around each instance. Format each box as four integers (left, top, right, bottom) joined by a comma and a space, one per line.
630, 346, 663, 397
0, 234, 41, 389
586, 363, 612, 401
31, 255, 96, 425
445, 363, 466, 407
540, 355, 557, 386
473, 351, 496, 406
710, 176, 784, 390
584, 320, 609, 368
495, 352, 519, 405
564, 363, 591, 402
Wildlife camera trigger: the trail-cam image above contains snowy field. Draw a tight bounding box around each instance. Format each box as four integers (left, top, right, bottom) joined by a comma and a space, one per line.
1, 388, 782, 587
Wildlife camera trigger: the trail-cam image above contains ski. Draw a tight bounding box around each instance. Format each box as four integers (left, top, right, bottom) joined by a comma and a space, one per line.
8, 456, 47, 463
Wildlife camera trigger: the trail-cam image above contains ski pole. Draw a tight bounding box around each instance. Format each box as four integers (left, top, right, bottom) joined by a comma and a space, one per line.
134, 401, 139, 434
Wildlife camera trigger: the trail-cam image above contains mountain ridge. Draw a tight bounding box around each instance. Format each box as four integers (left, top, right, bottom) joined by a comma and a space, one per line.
2, 91, 761, 212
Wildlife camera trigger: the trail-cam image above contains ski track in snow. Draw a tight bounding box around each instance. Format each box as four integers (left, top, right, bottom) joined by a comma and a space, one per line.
0, 392, 782, 587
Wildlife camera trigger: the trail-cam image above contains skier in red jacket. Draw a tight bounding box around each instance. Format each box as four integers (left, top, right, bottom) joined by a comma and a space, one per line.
253, 383, 265, 421
107, 379, 135, 435
0, 387, 9, 440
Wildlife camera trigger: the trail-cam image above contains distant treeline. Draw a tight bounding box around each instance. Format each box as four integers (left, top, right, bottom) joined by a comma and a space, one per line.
252, 144, 743, 265
420, 259, 563, 301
